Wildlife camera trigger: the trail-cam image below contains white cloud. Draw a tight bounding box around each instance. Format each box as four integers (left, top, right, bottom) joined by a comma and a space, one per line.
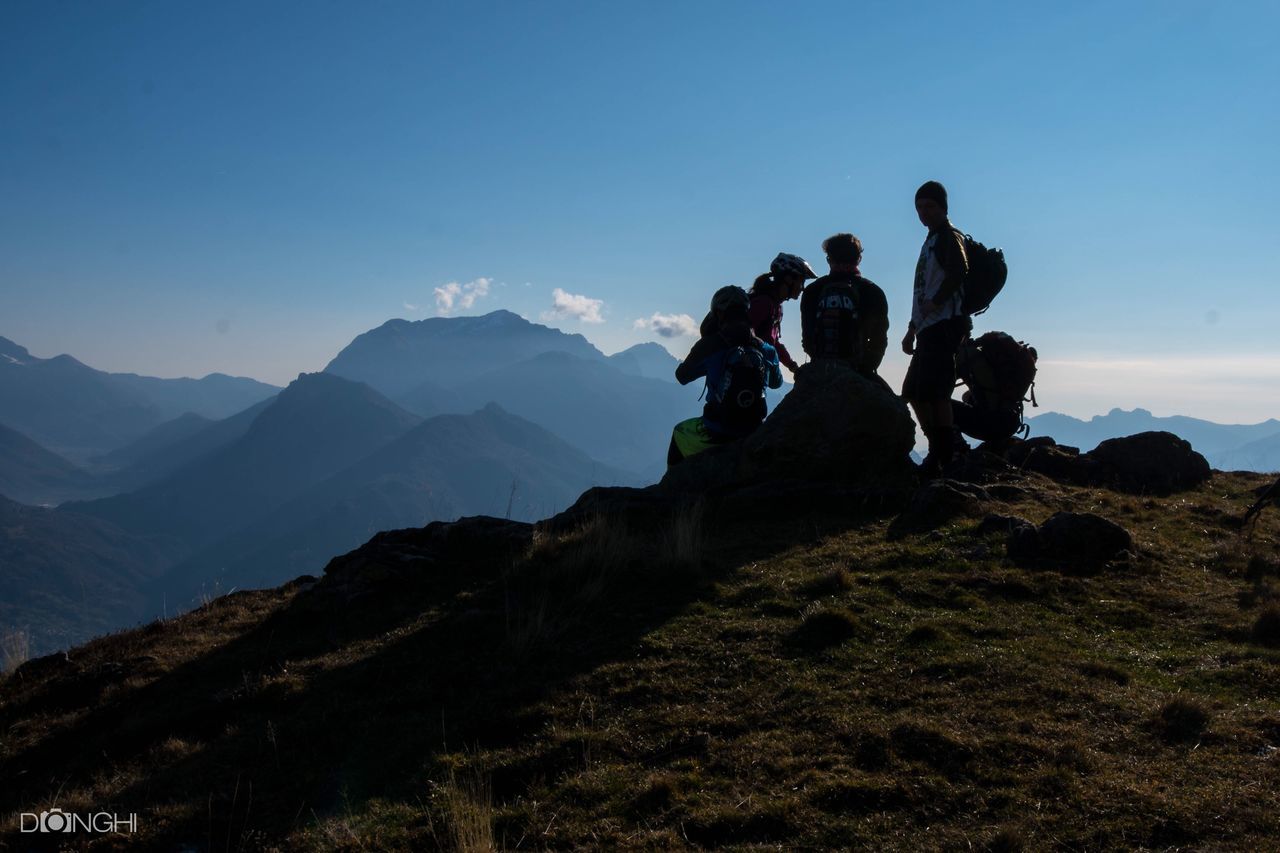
633, 312, 698, 339
403, 302, 420, 312
541, 287, 605, 325
433, 277, 492, 315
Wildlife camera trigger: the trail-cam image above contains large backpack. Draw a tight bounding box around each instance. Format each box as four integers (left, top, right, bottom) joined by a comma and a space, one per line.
951, 229, 1008, 316
957, 331, 1038, 424
811, 280, 861, 360
707, 344, 769, 433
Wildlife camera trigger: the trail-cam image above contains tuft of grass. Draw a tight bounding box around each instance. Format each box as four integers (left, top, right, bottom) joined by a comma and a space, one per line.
1252, 606, 1280, 647
788, 606, 865, 651
505, 514, 637, 655
1156, 698, 1211, 744
429, 765, 494, 852
800, 566, 853, 598
1, 627, 30, 676
902, 621, 954, 648
658, 501, 705, 571
985, 826, 1027, 853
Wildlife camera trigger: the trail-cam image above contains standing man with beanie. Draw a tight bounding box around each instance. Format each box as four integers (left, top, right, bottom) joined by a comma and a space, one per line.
901, 181, 971, 477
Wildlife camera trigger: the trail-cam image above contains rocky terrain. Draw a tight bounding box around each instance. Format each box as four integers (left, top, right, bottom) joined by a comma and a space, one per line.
2, 363, 1278, 850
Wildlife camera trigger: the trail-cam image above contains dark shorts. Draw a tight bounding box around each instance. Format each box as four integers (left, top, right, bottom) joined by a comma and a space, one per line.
902, 316, 971, 401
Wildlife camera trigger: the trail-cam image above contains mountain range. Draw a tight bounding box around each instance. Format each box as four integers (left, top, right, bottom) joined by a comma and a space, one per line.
3, 313, 1277, 658
0, 335, 278, 461
1026, 408, 1280, 470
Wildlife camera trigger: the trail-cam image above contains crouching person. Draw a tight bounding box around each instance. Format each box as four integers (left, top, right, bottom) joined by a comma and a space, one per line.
669, 286, 783, 466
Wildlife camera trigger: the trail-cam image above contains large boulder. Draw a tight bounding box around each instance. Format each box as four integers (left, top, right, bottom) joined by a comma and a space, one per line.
1008, 511, 1133, 572
1086, 431, 1210, 494
661, 361, 916, 495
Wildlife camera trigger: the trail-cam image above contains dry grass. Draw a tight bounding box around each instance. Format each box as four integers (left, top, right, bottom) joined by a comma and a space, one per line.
3, 471, 1279, 849
0, 626, 30, 676
429, 765, 494, 852
658, 499, 705, 570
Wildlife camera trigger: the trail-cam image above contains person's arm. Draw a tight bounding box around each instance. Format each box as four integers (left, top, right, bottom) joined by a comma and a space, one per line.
774, 340, 799, 372
860, 282, 889, 372
759, 342, 783, 389
865, 313, 889, 372
675, 336, 716, 385
931, 228, 969, 305
799, 283, 816, 358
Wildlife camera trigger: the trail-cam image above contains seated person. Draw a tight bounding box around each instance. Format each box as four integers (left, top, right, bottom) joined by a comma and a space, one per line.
700, 252, 817, 373
799, 233, 889, 380
670, 286, 783, 466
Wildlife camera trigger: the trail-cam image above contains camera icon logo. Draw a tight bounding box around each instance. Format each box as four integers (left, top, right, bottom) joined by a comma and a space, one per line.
39, 808, 72, 832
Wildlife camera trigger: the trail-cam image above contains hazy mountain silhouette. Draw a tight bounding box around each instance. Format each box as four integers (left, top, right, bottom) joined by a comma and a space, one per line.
450, 350, 695, 478
607, 342, 679, 382
0, 495, 174, 654
153, 403, 639, 602
65, 373, 421, 553
1209, 430, 1280, 473
90, 398, 277, 493
90, 412, 214, 470
1027, 408, 1280, 461
0, 335, 278, 460
324, 310, 606, 396
322, 312, 708, 477
0, 421, 108, 505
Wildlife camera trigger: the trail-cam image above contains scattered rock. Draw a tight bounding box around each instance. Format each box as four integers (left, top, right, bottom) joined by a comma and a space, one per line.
947, 450, 1016, 484
1087, 431, 1211, 494
319, 515, 533, 596
1008, 512, 1133, 571
11, 651, 76, 682
975, 514, 1034, 537
888, 479, 990, 538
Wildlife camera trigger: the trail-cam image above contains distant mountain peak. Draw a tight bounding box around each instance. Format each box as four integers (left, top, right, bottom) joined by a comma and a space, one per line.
615, 341, 676, 358
0, 336, 33, 363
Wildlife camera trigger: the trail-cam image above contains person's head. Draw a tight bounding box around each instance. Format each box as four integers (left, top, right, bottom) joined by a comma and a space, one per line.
821, 233, 863, 273
710, 285, 750, 324
769, 253, 818, 300
914, 180, 949, 229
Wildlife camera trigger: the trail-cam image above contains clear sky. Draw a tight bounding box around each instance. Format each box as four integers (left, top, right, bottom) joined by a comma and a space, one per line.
2, 1, 1277, 421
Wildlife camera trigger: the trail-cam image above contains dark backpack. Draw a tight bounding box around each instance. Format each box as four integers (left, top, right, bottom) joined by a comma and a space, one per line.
957, 331, 1038, 416
707, 345, 769, 433
952, 229, 1008, 316
811, 280, 861, 359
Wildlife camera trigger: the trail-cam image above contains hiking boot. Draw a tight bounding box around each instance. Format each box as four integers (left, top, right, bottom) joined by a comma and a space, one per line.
918, 453, 943, 480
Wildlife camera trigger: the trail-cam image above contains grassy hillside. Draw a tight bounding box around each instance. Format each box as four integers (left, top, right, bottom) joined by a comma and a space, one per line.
2, 468, 1279, 850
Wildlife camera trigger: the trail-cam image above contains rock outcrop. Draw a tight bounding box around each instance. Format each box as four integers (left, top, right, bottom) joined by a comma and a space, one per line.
1007, 511, 1134, 571
1088, 431, 1211, 494
660, 361, 917, 496
1002, 431, 1211, 495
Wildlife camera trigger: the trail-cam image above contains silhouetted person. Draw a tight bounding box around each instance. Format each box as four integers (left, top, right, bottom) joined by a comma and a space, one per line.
901, 181, 971, 476
670, 286, 783, 466
799, 233, 889, 380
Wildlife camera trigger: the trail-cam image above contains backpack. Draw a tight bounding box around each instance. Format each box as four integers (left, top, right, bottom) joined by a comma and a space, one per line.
951, 229, 1008, 316
707, 345, 769, 433
811, 280, 861, 359
957, 331, 1038, 420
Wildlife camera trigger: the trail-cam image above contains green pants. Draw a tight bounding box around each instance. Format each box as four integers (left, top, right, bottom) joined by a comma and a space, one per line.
668, 417, 719, 466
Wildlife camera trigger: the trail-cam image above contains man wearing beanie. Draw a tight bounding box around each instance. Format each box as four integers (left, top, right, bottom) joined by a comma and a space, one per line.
901, 180, 971, 477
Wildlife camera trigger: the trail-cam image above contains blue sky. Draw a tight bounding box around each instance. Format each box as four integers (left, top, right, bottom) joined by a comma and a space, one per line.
2, 1, 1277, 420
